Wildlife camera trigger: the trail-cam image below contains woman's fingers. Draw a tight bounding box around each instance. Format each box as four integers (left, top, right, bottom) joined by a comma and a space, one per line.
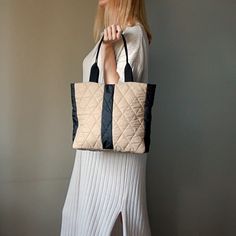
104, 28, 108, 42
116, 25, 122, 39
103, 24, 122, 45
107, 26, 112, 41
111, 24, 116, 40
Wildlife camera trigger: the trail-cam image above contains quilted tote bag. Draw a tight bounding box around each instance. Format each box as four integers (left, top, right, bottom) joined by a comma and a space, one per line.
70, 32, 156, 154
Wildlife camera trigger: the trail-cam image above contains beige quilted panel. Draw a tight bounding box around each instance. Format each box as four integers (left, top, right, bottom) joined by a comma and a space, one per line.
72, 81, 148, 154
72, 82, 104, 150
112, 81, 147, 153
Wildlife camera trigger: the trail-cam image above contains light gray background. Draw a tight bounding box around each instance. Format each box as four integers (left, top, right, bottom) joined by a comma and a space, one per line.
0, 0, 235, 236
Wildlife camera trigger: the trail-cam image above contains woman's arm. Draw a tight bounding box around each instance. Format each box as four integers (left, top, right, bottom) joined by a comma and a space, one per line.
101, 24, 122, 84
101, 43, 120, 84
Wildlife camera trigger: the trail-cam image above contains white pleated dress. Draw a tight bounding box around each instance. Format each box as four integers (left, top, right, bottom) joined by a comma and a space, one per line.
60, 23, 152, 236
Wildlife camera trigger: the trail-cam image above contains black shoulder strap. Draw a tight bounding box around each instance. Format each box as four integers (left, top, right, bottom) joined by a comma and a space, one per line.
89, 33, 134, 83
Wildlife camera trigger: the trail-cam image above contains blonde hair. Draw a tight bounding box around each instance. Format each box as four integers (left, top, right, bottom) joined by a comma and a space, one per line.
93, 0, 152, 45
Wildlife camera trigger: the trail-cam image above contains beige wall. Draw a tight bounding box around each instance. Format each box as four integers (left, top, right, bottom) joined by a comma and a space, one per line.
0, 0, 96, 235
2, 0, 235, 235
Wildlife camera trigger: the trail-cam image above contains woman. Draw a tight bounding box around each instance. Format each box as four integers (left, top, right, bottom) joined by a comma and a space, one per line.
60, 0, 152, 235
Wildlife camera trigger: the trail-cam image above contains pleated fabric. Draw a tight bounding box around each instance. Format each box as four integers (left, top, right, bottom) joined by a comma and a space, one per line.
60, 22, 152, 236
60, 150, 151, 236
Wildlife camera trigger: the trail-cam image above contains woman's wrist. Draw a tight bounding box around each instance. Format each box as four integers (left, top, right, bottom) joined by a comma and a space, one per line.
102, 42, 114, 50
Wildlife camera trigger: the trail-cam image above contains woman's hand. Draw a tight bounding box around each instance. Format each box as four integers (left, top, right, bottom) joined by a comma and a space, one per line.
103, 24, 122, 47
101, 24, 123, 84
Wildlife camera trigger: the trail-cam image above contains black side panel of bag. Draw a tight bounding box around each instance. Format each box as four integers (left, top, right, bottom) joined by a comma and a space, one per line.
144, 84, 156, 153
70, 83, 78, 142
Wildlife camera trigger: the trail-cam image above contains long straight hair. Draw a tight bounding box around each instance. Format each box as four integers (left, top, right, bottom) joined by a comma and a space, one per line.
93, 0, 152, 45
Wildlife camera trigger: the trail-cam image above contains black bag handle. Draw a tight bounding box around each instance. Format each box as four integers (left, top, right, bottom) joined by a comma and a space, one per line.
89, 33, 134, 83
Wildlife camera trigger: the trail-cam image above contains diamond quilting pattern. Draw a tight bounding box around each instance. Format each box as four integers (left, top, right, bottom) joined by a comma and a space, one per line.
113, 82, 147, 153
72, 81, 148, 154
72, 82, 104, 149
